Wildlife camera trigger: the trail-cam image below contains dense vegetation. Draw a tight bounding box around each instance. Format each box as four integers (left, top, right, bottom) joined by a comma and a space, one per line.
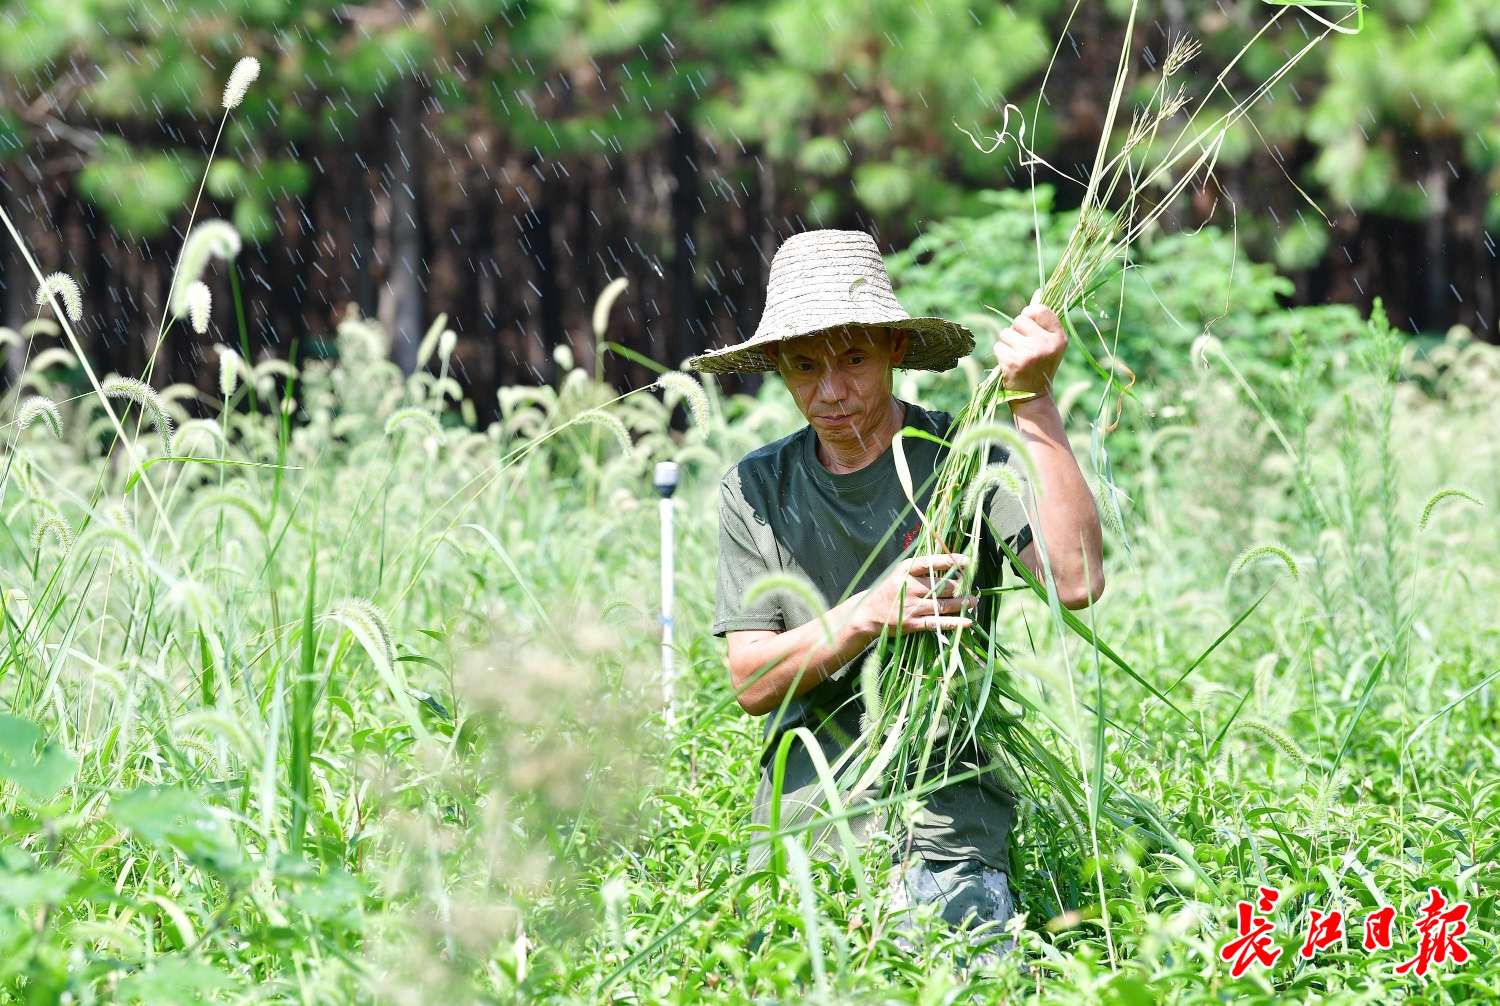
3, 6, 1498, 1001
1, 178, 1497, 1000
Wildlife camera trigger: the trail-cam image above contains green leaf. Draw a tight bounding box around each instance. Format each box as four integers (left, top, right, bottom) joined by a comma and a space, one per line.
0, 110, 21, 162
0, 713, 76, 801
110, 785, 243, 876
1274, 214, 1331, 272
797, 136, 849, 176
75, 138, 200, 239
232, 195, 277, 243
123, 456, 299, 494
853, 161, 915, 214
116, 958, 230, 1004
0, 860, 74, 910
205, 160, 248, 200
281, 866, 363, 924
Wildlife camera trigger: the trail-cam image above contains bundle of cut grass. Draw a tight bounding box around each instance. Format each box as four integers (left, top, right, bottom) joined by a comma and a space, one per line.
836, 0, 1366, 892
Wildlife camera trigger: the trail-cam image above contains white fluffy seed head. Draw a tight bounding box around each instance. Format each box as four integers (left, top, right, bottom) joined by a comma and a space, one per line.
222, 57, 261, 111
215, 345, 241, 399
438, 329, 457, 362
414, 314, 449, 370
385, 406, 443, 442
30, 514, 74, 556
857, 650, 883, 733
653, 372, 710, 429
20, 318, 59, 340
34, 272, 83, 323
592, 276, 630, 339
960, 461, 1026, 525
324, 598, 397, 678
171, 221, 242, 320
17, 396, 64, 439
102, 375, 175, 454
568, 410, 633, 456
186, 281, 212, 334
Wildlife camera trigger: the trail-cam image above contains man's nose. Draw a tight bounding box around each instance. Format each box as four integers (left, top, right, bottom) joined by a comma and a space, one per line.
817, 364, 849, 400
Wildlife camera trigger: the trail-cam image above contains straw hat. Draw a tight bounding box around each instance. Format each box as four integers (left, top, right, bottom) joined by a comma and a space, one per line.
684, 229, 974, 375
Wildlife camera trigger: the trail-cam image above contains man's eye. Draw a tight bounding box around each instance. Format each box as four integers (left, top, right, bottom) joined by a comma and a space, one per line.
850, 356, 865, 365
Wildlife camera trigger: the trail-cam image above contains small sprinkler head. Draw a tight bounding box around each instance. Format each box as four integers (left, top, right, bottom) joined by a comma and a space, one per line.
654, 461, 680, 498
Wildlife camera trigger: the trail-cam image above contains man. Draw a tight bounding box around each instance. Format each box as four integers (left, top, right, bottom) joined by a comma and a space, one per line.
685, 228, 1104, 944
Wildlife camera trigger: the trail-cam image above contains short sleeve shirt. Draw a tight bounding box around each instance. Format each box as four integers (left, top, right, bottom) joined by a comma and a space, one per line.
712, 398, 1033, 870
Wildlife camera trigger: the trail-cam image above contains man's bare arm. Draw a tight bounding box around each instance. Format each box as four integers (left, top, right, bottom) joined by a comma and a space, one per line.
1010, 393, 1105, 608
727, 554, 976, 716
991, 294, 1105, 610
726, 594, 876, 717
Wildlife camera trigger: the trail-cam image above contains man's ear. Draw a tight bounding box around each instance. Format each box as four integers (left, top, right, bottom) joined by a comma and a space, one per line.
887, 327, 910, 365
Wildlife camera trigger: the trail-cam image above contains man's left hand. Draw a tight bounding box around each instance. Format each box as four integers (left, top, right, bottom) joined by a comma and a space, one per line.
992, 287, 1066, 401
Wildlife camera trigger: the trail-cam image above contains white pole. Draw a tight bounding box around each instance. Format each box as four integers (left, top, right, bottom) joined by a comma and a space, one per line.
654, 462, 680, 728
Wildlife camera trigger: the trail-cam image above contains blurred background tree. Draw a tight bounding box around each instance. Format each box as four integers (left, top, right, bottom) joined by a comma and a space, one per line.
0, 0, 1494, 418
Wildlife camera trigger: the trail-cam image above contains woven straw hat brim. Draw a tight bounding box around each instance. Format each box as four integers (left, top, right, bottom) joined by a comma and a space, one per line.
683, 228, 974, 376
684, 317, 974, 375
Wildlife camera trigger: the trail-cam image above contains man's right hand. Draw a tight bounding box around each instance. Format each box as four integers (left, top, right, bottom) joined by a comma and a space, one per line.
856, 553, 978, 637
728, 552, 979, 716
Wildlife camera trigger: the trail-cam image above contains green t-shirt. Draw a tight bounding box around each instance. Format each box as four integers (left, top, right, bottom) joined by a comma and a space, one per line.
712, 398, 1033, 871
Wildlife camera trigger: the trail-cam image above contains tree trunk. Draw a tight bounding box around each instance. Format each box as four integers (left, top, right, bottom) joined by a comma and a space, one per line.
522, 155, 563, 385
1, 165, 26, 388
384, 76, 424, 374
667, 114, 700, 377
1423, 161, 1449, 332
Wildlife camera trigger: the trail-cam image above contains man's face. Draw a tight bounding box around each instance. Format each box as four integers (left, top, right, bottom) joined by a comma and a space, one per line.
775, 325, 909, 447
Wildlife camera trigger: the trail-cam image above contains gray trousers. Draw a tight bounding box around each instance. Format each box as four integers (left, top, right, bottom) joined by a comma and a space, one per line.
888, 856, 1017, 931
886, 856, 1020, 966
750, 769, 1020, 961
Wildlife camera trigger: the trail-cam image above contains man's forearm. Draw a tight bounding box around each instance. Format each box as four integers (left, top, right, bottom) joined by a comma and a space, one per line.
1009, 393, 1105, 607
733, 593, 878, 716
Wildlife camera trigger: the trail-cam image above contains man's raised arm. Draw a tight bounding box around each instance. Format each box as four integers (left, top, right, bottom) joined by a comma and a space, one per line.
991, 293, 1105, 609
1008, 393, 1105, 608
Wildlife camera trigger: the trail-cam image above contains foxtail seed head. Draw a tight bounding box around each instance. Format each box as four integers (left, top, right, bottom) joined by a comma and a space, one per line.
171, 221, 242, 319
186, 281, 212, 334
222, 57, 261, 111
653, 372, 710, 429
34, 273, 82, 323
17, 396, 63, 439
102, 375, 175, 455
216, 345, 242, 399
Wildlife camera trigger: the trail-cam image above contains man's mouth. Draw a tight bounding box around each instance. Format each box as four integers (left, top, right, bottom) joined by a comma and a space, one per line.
819, 413, 851, 424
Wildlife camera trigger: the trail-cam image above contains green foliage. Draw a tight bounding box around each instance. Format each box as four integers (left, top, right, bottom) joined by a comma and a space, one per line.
110, 785, 245, 876
2, 247, 1499, 999
3, 4, 1499, 999
884, 182, 1368, 422
5, 0, 1488, 262
0, 714, 76, 802
115, 959, 233, 1004
1306, 0, 1500, 217
74, 138, 201, 239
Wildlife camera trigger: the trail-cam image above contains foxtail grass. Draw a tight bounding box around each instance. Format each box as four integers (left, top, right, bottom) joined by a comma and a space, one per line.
838, 0, 1364, 942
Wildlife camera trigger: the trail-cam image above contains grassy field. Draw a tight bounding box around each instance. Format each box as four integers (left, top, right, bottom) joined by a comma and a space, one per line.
1, 262, 1497, 1003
